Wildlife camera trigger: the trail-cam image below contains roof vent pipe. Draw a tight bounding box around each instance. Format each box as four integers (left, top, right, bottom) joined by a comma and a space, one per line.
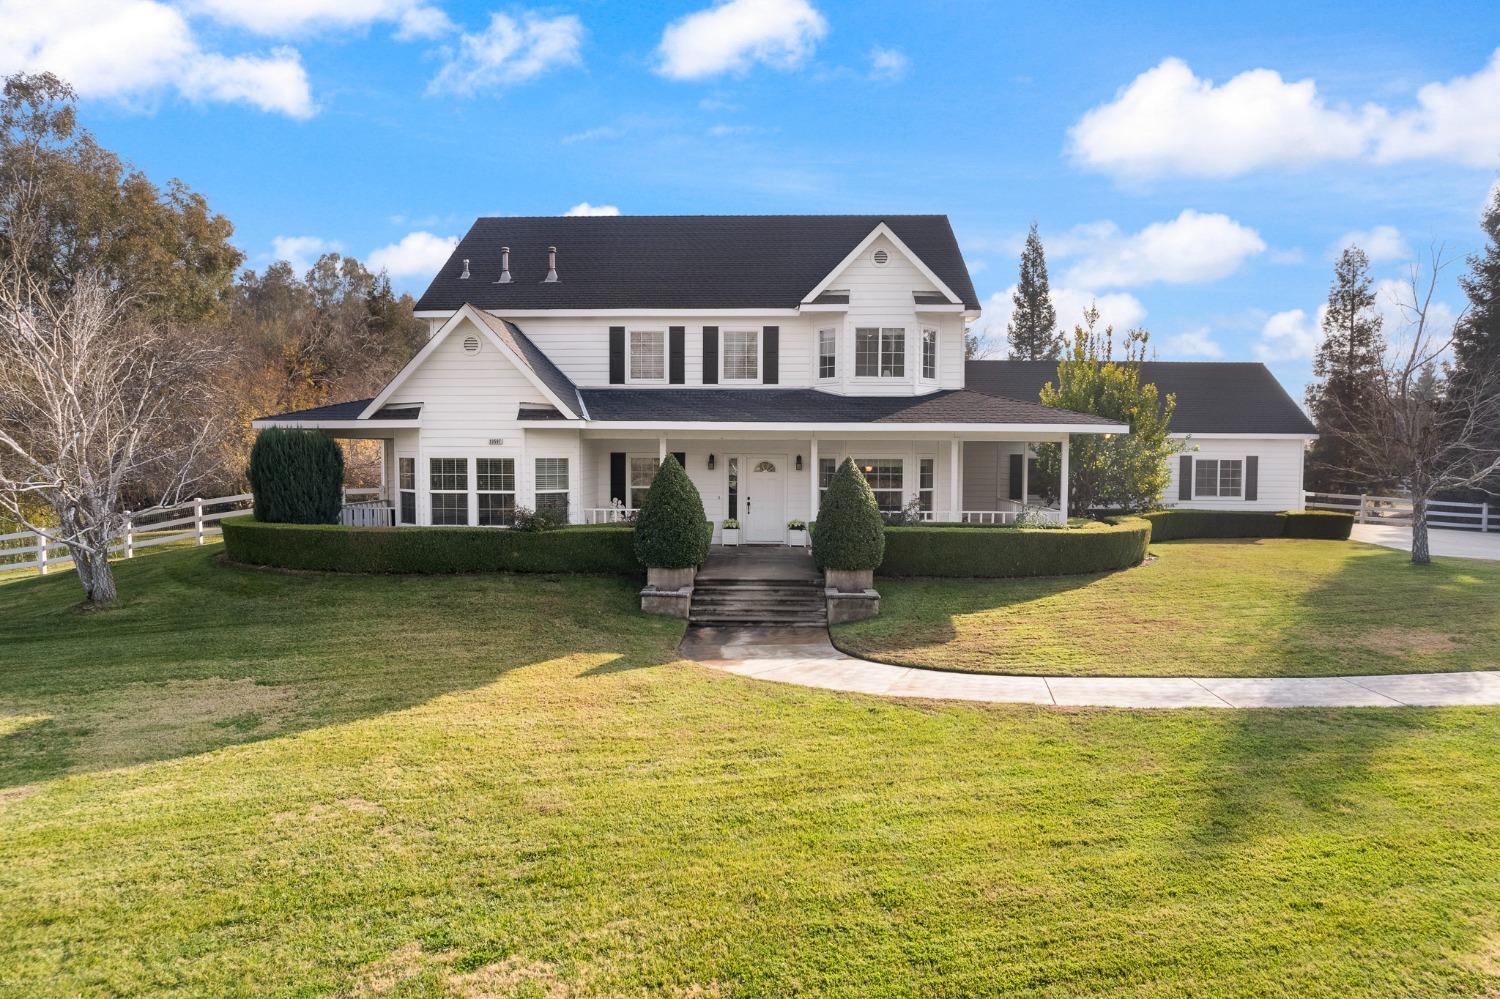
460, 258, 470, 279
543, 245, 559, 283
496, 246, 512, 284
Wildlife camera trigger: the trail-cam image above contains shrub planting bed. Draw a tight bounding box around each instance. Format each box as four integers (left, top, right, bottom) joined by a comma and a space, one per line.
877, 519, 1151, 578
222, 517, 641, 575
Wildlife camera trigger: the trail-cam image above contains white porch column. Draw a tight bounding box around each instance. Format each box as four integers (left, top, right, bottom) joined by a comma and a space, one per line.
949, 437, 961, 522
809, 437, 820, 520
658, 434, 667, 464
1020, 444, 1030, 506
1058, 436, 1070, 524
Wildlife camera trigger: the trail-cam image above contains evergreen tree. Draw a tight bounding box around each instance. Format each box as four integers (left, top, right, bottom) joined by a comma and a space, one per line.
1305, 247, 1387, 492
1450, 181, 1500, 493
1006, 223, 1059, 360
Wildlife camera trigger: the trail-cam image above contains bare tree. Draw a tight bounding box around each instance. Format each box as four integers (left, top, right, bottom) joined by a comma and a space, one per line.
1322, 245, 1500, 564
0, 269, 229, 604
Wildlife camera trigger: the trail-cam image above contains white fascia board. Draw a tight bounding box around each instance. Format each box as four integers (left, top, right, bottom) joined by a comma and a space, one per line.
797, 303, 849, 313
578, 421, 1128, 434
912, 304, 967, 313
420, 307, 801, 318
801, 222, 964, 306
1170, 432, 1318, 440
251, 419, 421, 430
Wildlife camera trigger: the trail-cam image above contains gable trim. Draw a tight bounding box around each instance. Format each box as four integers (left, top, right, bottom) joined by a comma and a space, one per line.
360, 304, 580, 421
800, 222, 964, 307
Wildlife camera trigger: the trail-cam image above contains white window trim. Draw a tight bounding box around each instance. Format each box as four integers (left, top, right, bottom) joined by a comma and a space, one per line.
816, 326, 838, 381
475, 456, 518, 527
626, 327, 667, 384
1192, 457, 1245, 500
852, 325, 909, 381
920, 327, 939, 382
720, 328, 761, 384
397, 454, 418, 525
533, 455, 571, 515
626, 453, 660, 511
428, 456, 471, 526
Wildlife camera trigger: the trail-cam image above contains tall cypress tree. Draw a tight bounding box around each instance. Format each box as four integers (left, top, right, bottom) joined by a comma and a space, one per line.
1305, 246, 1387, 492
1007, 223, 1059, 360
1450, 182, 1500, 495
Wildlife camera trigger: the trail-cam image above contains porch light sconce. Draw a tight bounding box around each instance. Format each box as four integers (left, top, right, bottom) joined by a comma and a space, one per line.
795, 455, 803, 471
863, 464, 875, 474
707, 453, 716, 470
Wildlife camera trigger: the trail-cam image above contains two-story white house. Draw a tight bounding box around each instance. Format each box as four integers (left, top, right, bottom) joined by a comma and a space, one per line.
253, 214, 1314, 541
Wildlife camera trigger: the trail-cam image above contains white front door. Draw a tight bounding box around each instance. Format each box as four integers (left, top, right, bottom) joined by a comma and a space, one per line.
742, 455, 786, 544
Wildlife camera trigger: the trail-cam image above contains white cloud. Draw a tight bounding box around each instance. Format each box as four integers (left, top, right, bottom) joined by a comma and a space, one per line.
868, 46, 908, 81
982, 286, 1147, 352
190, 0, 452, 39
1159, 326, 1224, 358
271, 235, 341, 272
1056, 210, 1266, 288
1070, 50, 1500, 179
564, 202, 620, 216
0, 0, 314, 117
1334, 224, 1411, 262
428, 11, 584, 96
1255, 307, 1325, 362
368, 231, 458, 278
656, 0, 827, 81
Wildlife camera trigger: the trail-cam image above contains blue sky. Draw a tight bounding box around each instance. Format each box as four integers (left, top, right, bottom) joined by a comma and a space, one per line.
7, 0, 1500, 398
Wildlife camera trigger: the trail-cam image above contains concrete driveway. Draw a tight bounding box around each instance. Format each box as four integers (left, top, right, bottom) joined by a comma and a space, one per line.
1351, 524, 1500, 561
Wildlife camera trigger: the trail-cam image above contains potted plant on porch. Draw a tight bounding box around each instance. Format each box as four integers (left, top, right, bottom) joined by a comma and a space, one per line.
812, 458, 884, 595
634, 455, 710, 618
785, 519, 807, 547
721, 518, 740, 546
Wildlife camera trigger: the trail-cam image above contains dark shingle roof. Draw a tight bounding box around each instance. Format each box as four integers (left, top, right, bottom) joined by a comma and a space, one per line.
572, 388, 1121, 426
414, 215, 980, 312
255, 399, 420, 422
965, 360, 1317, 435
468, 310, 583, 417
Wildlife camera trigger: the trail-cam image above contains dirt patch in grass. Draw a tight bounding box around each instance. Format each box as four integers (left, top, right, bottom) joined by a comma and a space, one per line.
77, 677, 296, 770
1356, 627, 1465, 657
446, 956, 576, 998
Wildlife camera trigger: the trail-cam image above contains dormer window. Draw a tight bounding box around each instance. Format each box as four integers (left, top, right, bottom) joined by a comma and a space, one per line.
855, 327, 905, 378
629, 329, 665, 382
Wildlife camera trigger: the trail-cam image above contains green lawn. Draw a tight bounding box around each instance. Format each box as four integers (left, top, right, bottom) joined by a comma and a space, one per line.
4, 545, 1500, 996
836, 538, 1500, 678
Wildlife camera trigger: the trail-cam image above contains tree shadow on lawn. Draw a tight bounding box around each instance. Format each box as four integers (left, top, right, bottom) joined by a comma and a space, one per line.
0, 547, 686, 790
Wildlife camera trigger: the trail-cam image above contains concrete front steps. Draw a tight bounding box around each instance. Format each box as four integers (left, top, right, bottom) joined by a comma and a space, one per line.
689, 578, 827, 627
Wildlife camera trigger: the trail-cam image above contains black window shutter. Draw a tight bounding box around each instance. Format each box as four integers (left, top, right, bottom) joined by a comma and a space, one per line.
1245, 456, 1258, 501
672, 451, 687, 470
702, 326, 718, 384
1179, 455, 1194, 501
609, 452, 626, 504
609, 326, 625, 384
1008, 453, 1024, 501
669, 326, 685, 384
763, 326, 779, 384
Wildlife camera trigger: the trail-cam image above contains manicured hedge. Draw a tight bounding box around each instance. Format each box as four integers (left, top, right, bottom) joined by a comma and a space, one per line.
247, 427, 344, 524
1141, 508, 1354, 541
813, 458, 886, 570
222, 516, 641, 575
1282, 510, 1355, 539
877, 519, 1152, 578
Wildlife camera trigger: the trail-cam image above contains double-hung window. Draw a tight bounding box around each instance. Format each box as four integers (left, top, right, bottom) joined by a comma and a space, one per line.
818, 457, 837, 506
476, 458, 516, 526
629, 329, 665, 382
921, 328, 938, 380
855, 327, 905, 377
817, 328, 837, 379
858, 459, 904, 512
722, 330, 759, 381
918, 458, 935, 512
398, 457, 416, 524
629, 456, 659, 509
1193, 458, 1243, 499
534, 458, 570, 521
429, 458, 468, 525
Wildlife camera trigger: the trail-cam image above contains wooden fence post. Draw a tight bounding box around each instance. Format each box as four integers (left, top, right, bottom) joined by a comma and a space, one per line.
35, 530, 47, 576
194, 498, 205, 546
124, 513, 134, 558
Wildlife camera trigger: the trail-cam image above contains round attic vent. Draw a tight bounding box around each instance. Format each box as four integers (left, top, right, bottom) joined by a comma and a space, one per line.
872, 248, 889, 265
462, 334, 481, 355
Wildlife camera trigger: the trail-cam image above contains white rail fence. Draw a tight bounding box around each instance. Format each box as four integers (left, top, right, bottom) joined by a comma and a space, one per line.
0, 487, 383, 576
1305, 492, 1494, 532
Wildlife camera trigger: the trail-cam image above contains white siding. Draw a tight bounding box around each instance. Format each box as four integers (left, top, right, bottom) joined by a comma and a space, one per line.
1166, 437, 1308, 512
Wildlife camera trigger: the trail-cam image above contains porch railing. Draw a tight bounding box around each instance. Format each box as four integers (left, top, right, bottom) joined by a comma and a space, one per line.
1305, 492, 1494, 532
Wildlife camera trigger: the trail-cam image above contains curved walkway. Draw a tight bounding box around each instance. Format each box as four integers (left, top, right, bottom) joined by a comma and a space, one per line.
680, 626, 1500, 708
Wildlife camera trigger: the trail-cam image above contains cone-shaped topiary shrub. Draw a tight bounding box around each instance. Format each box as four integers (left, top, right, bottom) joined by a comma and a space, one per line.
813, 457, 885, 570
633, 454, 709, 568
247, 427, 345, 524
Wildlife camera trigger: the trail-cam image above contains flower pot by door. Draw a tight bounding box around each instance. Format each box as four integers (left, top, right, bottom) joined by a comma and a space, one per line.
722, 528, 740, 546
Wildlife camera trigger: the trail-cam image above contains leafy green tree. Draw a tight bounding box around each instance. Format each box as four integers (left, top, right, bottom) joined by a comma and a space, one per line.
1305, 246, 1388, 493
0, 72, 241, 324
1007, 222, 1060, 360
633, 455, 708, 569
812, 458, 886, 570
1032, 308, 1179, 514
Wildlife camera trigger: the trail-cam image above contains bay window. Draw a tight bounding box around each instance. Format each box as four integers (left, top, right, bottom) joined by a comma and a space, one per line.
855, 327, 905, 377
817, 327, 837, 379
921, 328, 937, 380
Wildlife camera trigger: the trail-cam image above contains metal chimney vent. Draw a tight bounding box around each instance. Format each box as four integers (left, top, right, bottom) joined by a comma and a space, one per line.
460, 258, 471, 279
496, 246, 512, 284
543, 246, 559, 283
